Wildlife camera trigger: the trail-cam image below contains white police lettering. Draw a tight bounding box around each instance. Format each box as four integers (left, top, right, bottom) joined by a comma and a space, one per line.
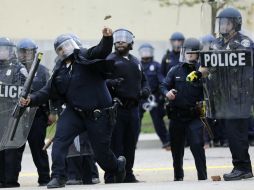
204, 52, 246, 67
0, 84, 23, 98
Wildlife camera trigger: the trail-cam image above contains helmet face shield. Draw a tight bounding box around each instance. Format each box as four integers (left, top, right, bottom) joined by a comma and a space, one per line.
0, 46, 14, 61
171, 40, 184, 50
113, 30, 134, 44
179, 48, 198, 64
55, 39, 79, 60
139, 47, 154, 58
215, 18, 234, 35
17, 48, 35, 64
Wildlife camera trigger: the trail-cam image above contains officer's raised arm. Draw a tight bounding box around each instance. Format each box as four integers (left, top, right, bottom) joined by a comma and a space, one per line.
85, 27, 113, 60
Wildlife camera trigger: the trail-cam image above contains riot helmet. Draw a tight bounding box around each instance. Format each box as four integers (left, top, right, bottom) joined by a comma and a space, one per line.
0, 37, 16, 61
170, 32, 185, 51
215, 7, 242, 38
17, 38, 37, 67
179, 38, 200, 64
54, 34, 79, 61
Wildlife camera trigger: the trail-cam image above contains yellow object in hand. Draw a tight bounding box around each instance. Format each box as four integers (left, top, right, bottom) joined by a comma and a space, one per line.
186, 71, 198, 82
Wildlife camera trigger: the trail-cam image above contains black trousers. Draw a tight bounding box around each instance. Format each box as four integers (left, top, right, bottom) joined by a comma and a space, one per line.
51, 107, 118, 179
170, 118, 207, 180
19, 113, 50, 184
111, 106, 140, 179
224, 118, 252, 172
0, 149, 22, 186
66, 155, 99, 184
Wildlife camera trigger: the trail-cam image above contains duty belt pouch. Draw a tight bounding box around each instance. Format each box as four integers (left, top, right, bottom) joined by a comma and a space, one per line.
165, 104, 178, 120
166, 105, 198, 121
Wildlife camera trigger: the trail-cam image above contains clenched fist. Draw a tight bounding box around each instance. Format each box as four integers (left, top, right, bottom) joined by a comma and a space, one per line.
19, 97, 31, 106
102, 27, 113, 37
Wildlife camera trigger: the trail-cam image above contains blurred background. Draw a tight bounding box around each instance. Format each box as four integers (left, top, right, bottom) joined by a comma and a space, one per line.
0, 0, 253, 71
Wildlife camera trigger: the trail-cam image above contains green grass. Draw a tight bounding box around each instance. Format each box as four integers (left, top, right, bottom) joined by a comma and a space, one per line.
140, 112, 155, 133
140, 112, 169, 134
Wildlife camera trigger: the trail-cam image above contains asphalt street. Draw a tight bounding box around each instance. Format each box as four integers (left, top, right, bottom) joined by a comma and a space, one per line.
16, 142, 254, 190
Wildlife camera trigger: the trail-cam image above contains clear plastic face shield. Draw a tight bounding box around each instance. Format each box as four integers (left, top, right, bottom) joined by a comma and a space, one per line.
179, 48, 198, 64
215, 18, 235, 36
170, 40, 184, 51
139, 47, 154, 58
55, 39, 79, 60
113, 30, 134, 44
201, 41, 211, 51
0, 46, 14, 61
17, 48, 35, 65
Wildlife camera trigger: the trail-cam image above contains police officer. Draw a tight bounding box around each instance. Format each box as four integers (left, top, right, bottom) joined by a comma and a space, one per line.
16, 38, 52, 186
20, 27, 126, 188
138, 43, 170, 149
0, 37, 26, 188
106, 29, 150, 183
161, 32, 185, 77
63, 33, 100, 185
160, 38, 207, 181
187, 7, 253, 180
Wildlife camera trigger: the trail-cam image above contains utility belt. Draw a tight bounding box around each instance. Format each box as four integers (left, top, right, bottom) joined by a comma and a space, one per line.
166, 103, 202, 121
120, 97, 138, 109
73, 98, 122, 126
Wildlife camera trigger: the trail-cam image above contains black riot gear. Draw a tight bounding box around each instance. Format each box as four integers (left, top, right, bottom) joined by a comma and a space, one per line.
179, 38, 201, 64
113, 29, 134, 50
0, 37, 16, 61
54, 34, 79, 61
170, 32, 185, 41
215, 7, 242, 37
17, 38, 37, 67
67, 33, 82, 48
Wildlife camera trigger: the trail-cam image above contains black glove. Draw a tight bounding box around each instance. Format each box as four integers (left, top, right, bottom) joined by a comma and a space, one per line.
107, 78, 124, 88
139, 88, 150, 99
108, 78, 124, 87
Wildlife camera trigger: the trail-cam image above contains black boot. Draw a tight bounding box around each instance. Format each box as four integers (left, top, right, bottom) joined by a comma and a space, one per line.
223, 169, 253, 181
124, 174, 139, 183
174, 177, 183, 181
115, 156, 126, 183
104, 173, 115, 184
47, 178, 66, 189
1, 182, 20, 188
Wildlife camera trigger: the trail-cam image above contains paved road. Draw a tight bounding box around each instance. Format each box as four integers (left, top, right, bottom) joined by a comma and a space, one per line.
16, 145, 254, 190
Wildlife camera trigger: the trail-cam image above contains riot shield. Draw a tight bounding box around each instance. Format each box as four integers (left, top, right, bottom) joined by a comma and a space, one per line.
67, 132, 94, 158
0, 63, 37, 150
200, 50, 253, 119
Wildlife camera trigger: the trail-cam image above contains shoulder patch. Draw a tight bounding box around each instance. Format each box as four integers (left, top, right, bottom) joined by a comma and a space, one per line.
241, 39, 251, 48
149, 65, 155, 71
